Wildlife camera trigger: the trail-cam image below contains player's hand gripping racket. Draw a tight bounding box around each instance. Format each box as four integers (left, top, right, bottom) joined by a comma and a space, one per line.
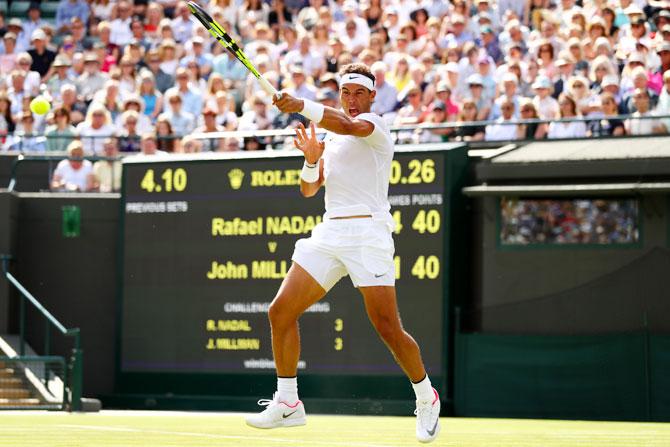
187, 1, 278, 97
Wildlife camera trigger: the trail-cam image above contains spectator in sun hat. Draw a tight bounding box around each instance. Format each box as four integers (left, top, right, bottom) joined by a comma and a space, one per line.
490, 72, 521, 120
485, 96, 518, 142
6, 18, 28, 53
649, 41, 670, 93
601, 74, 623, 106
532, 75, 559, 120
76, 52, 108, 102
434, 80, 459, 120
46, 55, 74, 101
622, 66, 659, 114
466, 73, 491, 120
475, 54, 496, 104
477, 25, 503, 64
0, 33, 19, 76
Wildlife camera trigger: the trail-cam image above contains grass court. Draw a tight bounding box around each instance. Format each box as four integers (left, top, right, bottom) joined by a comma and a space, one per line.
1, 411, 669, 446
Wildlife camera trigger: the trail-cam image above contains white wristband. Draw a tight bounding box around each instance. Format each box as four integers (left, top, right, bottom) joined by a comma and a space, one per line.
301, 160, 320, 183
300, 99, 325, 123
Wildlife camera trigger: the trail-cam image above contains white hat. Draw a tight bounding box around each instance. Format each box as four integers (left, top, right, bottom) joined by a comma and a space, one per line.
532, 76, 552, 90
466, 73, 484, 85
31, 29, 47, 41
601, 74, 619, 87
444, 62, 459, 73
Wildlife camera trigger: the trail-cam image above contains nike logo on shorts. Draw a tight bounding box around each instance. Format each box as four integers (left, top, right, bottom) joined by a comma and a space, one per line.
283, 410, 298, 418
374, 273, 385, 278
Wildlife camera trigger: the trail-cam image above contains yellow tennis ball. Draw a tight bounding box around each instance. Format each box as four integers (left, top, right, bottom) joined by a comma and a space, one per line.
30, 96, 51, 115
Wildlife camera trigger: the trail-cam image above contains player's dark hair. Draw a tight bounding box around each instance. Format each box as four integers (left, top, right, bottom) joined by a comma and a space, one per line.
339, 63, 375, 86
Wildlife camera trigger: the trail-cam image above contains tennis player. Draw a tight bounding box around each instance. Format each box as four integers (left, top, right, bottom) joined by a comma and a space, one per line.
245, 63, 441, 443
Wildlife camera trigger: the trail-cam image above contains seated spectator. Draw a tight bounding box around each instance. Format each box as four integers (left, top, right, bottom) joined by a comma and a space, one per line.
532, 76, 559, 120
3, 111, 46, 152
213, 91, 239, 130
162, 93, 195, 137
547, 94, 587, 139
0, 33, 19, 76
657, 70, 670, 132
56, 0, 91, 34
138, 132, 168, 156
465, 73, 492, 120
238, 94, 273, 132
143, 49, 174, 93
588, 92, 626, 137
221, 136, 242, 152
370, 61, 398, 117
625, 88, 667, 135
93, 80, 123, 123
76, 104, 116, 154
115, 95, 153, 135
517, 99, 548, 140
90, 137, 122, 192
155, 115, 179, 153
110, 1, 134, 46
434, 81, 459, 121
0, 93, 16, 142
45, 107, 77, 151
414, 100, 450, 143
164, 68, 203, 119
58, 83, 87, 125
485, 97, 518, 141
179, 134, 203, 154
490, 73, 521, 120
27, 29, 56, 78
118, 110, 142, 153
451, 98, 485, 142
194, 107, 225, 152
50, 140, 93, 191
76, 53, 109, 103
46, 56, 75, 102
394, 83, 426, 126
138, 72, 163, 124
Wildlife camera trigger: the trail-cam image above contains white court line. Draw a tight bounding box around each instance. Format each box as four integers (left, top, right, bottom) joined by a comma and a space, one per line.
56, 424, 396, 447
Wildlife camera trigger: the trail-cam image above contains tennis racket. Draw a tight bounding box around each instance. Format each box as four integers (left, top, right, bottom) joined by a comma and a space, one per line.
187, 1, 278, 97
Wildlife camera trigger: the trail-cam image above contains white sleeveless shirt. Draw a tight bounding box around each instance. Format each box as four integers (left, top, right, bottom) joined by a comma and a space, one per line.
321, 113, 394, 222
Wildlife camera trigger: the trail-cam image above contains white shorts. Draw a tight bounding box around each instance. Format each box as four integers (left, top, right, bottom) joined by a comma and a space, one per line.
292, 217, 396, 291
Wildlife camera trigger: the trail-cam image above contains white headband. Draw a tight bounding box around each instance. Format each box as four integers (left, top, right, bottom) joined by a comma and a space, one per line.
340, 73, 375, 91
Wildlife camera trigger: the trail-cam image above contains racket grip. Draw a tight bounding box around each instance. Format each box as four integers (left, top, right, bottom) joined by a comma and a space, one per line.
258, 76, 278, 96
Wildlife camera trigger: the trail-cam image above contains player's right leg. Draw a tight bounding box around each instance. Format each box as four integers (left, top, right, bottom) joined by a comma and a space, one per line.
245, 262, 327, 429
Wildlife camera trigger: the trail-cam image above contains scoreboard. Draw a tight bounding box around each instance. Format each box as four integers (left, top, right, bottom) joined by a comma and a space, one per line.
118, 146, 467, 401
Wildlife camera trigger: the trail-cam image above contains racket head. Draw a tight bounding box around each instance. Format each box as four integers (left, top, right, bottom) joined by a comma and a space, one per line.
187, 1, 214, 29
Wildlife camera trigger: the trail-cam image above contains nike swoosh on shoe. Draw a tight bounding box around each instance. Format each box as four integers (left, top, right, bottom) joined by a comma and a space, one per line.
282, 410, 298, 418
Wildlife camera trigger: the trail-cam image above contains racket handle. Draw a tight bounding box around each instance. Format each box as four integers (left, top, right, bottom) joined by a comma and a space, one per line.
257, 76, 278, 96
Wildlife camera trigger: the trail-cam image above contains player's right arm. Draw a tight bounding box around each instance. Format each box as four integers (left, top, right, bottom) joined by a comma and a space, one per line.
274, 93, 374, 138
293, 122, 325, 198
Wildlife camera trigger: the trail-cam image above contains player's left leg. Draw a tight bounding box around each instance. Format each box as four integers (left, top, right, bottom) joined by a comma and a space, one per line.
359, 286, 441, 443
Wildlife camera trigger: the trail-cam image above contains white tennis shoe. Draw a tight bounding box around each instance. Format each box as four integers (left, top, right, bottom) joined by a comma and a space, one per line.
415, 388, 441, 443
245, 393, 306, 429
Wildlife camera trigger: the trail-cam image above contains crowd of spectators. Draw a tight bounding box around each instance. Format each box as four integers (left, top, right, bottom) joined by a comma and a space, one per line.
1, 0, 670, 189
500, 198, 639, 245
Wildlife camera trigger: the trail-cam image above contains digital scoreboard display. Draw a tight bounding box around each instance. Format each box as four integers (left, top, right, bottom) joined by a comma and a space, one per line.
120, 148, 463, 382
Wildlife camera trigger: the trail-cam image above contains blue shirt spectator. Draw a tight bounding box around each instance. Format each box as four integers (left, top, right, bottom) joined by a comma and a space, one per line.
56, 0, 90, 32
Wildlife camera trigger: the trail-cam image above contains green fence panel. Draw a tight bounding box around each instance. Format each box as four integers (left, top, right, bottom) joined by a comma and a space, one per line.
455, 333, 648, 421
651, 335, 670, 421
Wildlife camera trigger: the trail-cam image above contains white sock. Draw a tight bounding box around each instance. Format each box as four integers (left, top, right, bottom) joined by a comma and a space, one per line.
277, 377, 299, 404
412, 375, 434, 402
